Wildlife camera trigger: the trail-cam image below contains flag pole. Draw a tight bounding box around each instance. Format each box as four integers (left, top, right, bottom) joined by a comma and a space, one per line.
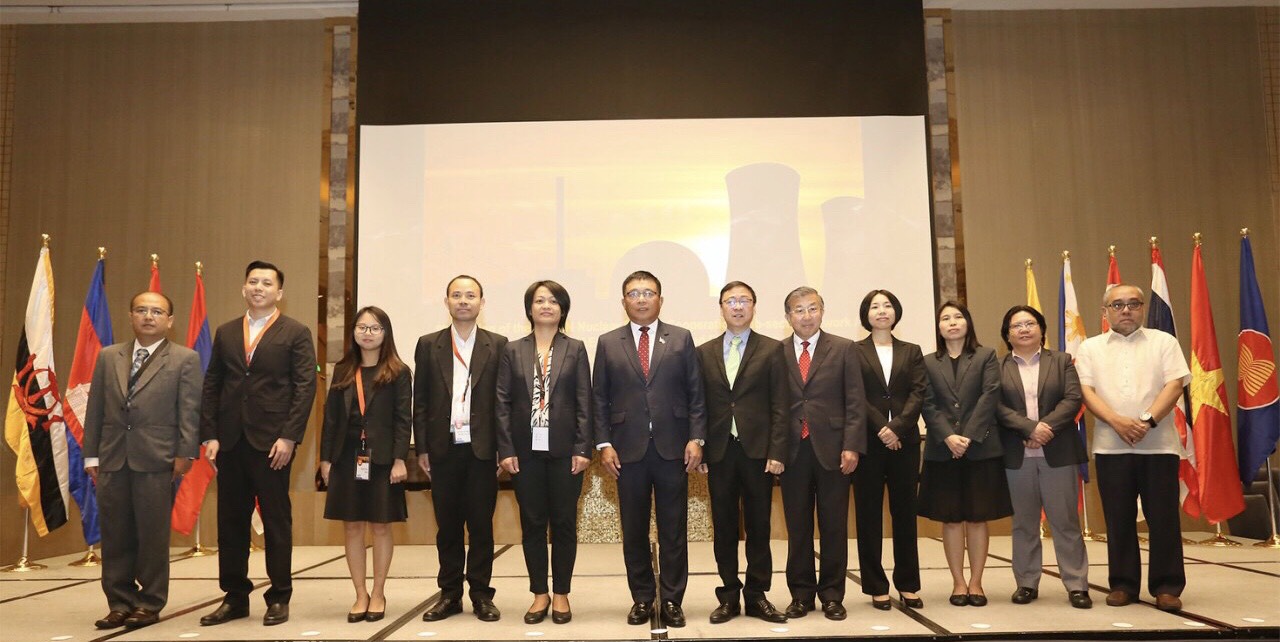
1254, 457, 1280, 548
1080, 480, 1106, 541
1199, 522, 1242, 547
179, 507, 217, 558
68, 545, 100, 567
0, 510, 48, 572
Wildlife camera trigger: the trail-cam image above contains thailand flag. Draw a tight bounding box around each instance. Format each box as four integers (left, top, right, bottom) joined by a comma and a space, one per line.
1147, 243, 1201, 517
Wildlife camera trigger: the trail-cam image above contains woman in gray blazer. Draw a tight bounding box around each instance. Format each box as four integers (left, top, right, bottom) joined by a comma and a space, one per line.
919, 301, 1011, 607
995, 305, 1091, 609
496, 280, 593, 625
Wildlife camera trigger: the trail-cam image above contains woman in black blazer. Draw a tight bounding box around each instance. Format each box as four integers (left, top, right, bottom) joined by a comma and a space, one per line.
319, 306, 412, 623
919, 301, 1011, 608
496, 280, 593, 625
852, 290, 929, 610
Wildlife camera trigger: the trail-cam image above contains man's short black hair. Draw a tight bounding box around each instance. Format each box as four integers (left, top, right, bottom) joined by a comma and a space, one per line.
245, 260, 284, 286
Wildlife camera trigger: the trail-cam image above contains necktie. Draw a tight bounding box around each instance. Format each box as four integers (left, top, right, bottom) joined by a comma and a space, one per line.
726, 335, 743, 437
129, 348, 149, 397
638, 326, 650, 379
798, 340, 811, 439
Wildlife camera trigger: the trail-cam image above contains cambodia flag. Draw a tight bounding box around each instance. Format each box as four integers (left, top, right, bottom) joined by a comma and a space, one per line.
1237, 233, 1279, 487
1147, 242, 1200, 517
61, 257, 111, 546
171, 267, 215, 535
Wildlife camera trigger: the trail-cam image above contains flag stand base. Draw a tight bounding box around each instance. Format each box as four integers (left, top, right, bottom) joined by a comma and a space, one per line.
68, 547, 101, 567
1081, 527, 1107, 542
0, 557, 47, 573
180, 543, 217, 558
1252, 535, 1280, 549
1198, 533, 1242, 547
249, 541, 264, 553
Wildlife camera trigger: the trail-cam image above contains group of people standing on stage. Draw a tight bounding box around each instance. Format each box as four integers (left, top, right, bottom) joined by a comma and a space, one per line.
80, 260, 1192, 631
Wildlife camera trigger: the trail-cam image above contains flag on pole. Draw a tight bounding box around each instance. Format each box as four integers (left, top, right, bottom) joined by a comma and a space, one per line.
1058, 252, 1090, 482
4, 238, 71, 536
172, 263, 216, 535
1236, 230, 1279, 487
1026, 259, 1043, 312
148, 254, 162, 293
1146, 238, 1201, 517
1101, 246, 1121, 333
60, 253, 112, 546
1189, 234, 1245, 523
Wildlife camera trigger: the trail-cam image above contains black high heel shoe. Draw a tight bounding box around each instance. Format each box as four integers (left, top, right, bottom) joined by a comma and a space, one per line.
524, 604, 550, 624
900, 593, 924, 609
871, 596, 892, 611
364, 596, 386, 622
551, 608, 572, 624
949, 593, 969, 607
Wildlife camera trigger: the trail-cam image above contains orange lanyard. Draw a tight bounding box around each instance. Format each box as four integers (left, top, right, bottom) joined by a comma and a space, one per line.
355, 367, 368, 444
451, 332, 472, 403
242, 310, 280, 365
537, 347, 553, 411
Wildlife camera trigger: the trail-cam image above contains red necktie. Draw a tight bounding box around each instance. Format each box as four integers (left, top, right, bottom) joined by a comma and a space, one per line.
638, 326, 651, 379
799, 340, 811, 439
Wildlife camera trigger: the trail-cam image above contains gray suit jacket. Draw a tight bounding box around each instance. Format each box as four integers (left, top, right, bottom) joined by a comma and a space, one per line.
995, 349, 1086, 469
921, 346, 1002, 462
84, 340, 203, 472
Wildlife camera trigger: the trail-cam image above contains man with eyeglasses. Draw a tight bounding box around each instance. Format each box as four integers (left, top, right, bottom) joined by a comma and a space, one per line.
1075, 284, 1190, 613
413, 275, 508, 622
696, 281, 790, 624
200, 261, 317, 627
593, 270, 706, 627
778, 286, 866, 621
83, 291, 202, 630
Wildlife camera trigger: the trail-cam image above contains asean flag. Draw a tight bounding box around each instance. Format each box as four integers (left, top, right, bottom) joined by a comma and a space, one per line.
1237, 233, 1279, 487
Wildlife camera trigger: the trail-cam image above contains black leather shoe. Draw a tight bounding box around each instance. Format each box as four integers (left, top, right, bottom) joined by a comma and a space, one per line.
785, 598, 814, 618
124, 608, 159, 629
474, 599, 501, 622
551, 609, 572, 624
949, 593, 969, 607
872, 597, 892, 611
364, 609, 385, 622
1069, 590, 1093, 609
95, 610, 130, 629
900, 593, 924, 609
709, 602, 739, 624
348, 609, 368, 623
422, 597, 462, 621
524, 604, 549, 624
661, 600, 686, 627
1011, 587, 1038, 604
200, 603, 249, 626
745, 598, 787, 623
822, 601, 847, 620
967, 593, 988, 607
627, 601, 653, 625
263, 603, 289, 626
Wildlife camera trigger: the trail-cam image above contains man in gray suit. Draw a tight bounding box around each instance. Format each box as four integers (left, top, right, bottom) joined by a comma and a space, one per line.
84, 291, 203, 630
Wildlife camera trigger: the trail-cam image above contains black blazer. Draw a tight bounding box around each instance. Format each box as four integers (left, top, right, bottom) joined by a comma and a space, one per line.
200, 313, 318, 451
854, 337, 927, 445
696, 331, 790, 464
591, 320, 707, 464
921, 346, 1002, 462
412, 326, 508, 462
320, 366, 412, 466
495, 333, 593, 460
995, 349, 1086, 469
781, 331, 868, 471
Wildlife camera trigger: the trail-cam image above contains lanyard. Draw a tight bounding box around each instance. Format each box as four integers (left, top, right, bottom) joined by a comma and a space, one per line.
451, 331, 473, 403
355, 367, 368, 447
537, 346, 553, 411
243, 310, 281, 366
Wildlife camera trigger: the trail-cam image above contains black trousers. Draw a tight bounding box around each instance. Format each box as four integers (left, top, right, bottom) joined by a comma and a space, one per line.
98, 468, 173, 612
617, 440, 688, 604
852, 439, 921, 596
1095, 453, 1185, 597
431, 443, 498, 602
511, 455, 584, 595
780, 438, 851, 603
216, 440, 293, 606
707, 438, 775, 604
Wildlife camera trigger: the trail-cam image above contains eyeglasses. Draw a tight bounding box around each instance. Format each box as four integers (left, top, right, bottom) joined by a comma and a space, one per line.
721, 297, 754, 308
355, 324, 384, 335
1009, 321, 1039, 331
625, 289, 658, 300
1106, 300, 1144, 312
789, 305, 822, 317
131, 307, 169, 318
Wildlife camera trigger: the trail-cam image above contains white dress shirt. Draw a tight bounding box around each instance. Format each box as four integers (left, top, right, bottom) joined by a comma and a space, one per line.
1076, 328, 1191, 456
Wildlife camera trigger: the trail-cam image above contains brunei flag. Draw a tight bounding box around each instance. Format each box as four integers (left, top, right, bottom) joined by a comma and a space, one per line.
1236, 232, 1279, 487
4, 243, 71, 536
60, 256, 112, 546
171, 265, 215, 535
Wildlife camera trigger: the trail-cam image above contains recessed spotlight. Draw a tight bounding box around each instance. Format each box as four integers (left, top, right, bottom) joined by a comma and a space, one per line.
1113, 622, 1134, 628
971, 623, 991, 629
872, 625, 891, 631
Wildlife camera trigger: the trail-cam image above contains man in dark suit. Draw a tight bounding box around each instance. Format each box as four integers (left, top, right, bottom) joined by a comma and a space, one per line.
414, 275, 508, 622
696, 281, 789, 624
779, 286, 866, 621
200, 261, 317, 627
84, 291, 202, 630
594, 270, 706, 627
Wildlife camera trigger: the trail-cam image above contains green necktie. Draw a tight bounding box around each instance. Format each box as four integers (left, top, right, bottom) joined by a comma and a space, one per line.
727, 335, 742, 437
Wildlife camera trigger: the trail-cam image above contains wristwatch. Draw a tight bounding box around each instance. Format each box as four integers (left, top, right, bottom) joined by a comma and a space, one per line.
692, 439, 705, 447
1139, 412, 1158, 428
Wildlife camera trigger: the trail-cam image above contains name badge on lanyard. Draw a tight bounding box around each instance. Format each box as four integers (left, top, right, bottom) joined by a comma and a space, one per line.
532, 348, 551, 452
354, 368, 371, 481
451, 333, 473, 444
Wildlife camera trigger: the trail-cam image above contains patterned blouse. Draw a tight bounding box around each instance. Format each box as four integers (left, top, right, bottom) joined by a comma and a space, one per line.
530, 346, 553, 428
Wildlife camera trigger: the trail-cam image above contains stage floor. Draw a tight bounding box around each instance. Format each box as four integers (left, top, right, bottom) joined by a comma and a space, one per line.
1, 534, 1277, 642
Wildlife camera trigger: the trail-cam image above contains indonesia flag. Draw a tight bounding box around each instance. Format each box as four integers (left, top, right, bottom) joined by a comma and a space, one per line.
171, 264, 215, 535
61, 256, 112, 546
1147, 240, 1201, 517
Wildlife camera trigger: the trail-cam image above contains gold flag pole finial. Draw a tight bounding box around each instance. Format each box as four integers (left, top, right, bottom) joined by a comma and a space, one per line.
150, 253, 159, 268
1062, 250, 1071, 261
195, 261, 203, 276
1150, 236, 1159, 248
41, 234, 50, 248
1193, 232, 1203, 247
97, 247, 106, 260
1108, 245, 1116, 257
1241, 228, 1250, 238
1025, 258, 1033, 268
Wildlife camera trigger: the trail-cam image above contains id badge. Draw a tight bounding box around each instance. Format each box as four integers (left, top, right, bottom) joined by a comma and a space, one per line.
355, 452, 371, 481
531, 424, 550, 452
453, 419, 472, 444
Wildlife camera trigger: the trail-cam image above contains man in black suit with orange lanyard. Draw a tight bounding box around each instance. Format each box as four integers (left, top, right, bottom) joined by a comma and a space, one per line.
594, 270, 706, 628
200, 260, 318, 627
696, 281, 790, 624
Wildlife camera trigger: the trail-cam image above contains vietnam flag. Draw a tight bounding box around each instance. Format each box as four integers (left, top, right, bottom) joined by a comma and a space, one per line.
171, 264, 215, 535
1188, 236, 1244, 524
